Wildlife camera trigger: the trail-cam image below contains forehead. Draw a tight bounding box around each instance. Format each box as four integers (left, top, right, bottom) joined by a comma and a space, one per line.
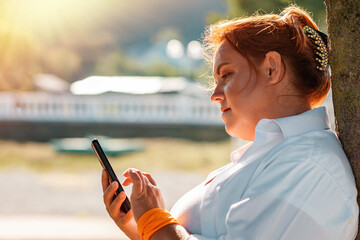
214, 41, 233, 63
213, 40, 247, 70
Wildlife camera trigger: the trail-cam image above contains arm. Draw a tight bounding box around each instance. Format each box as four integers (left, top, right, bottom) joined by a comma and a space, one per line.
150, 224, 189, 240
124, 169, 191, 240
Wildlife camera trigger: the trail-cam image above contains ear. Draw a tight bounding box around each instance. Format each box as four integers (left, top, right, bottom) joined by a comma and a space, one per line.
264, 51, 283, 85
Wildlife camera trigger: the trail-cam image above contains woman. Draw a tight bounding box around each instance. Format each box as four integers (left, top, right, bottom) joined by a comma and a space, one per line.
102, 5, 358, 240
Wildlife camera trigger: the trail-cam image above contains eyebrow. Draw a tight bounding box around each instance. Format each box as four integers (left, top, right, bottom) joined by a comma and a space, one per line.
215, 62, 230, 75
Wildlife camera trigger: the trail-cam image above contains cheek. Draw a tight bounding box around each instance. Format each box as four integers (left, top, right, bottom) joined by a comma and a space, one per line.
240, 72, 258, 97
226, 72, 256, 100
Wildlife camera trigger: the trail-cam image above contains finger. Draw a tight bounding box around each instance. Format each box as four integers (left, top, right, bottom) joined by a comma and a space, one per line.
101, 169, 110, 192
130, 169, 151, 187
123, 169, 130, 178
122, 177, 133, 186
134, 169, 150, 188
124, 170, 155, 186
142, 172, 157, 186
103, 181, 118, 209
123, 168, 140, 178
129, 170, 143, 195
109, 191, 126, 217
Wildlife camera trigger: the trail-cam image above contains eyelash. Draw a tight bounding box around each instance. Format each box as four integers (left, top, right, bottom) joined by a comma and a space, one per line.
214, 72, 232, 85
221, 72, 232, 80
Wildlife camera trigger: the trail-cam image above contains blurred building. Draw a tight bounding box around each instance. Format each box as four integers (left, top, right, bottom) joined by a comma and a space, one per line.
0, 76, 227, 142
70, 76, 203, 96
33, 74, 70, 93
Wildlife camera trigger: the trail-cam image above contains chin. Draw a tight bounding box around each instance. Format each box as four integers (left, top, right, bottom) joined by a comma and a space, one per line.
225, 124, 254, 141
224, 124, 239, 138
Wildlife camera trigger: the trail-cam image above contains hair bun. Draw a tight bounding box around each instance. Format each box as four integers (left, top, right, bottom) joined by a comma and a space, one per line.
280, 6, 319, 30
279, 6, 319, 53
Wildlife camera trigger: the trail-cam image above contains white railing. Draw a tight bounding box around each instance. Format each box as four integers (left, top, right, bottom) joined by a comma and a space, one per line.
0, 92, 223, 126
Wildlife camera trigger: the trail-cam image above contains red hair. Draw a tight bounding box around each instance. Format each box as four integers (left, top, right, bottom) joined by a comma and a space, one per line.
203, 5, 330, 107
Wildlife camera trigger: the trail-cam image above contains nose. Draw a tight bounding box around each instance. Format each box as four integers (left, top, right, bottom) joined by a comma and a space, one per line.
210, 83, 224, 103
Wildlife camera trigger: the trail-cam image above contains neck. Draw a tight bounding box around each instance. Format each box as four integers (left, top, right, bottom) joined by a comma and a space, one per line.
275, 99, 311, 119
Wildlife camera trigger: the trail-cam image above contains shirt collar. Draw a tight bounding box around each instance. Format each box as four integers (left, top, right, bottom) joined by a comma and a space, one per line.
230, 142, 252, 163
230, 107, 330, 163
273, 107, 330, 139
230, 119, 283, 163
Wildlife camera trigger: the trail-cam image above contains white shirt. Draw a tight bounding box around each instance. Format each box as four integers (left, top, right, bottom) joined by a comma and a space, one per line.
171, 107, 359, 240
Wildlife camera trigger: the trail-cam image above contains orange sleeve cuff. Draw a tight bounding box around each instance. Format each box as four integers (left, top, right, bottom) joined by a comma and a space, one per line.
137, 208, 180, 240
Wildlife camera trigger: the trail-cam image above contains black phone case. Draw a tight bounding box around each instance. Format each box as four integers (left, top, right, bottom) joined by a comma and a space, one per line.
91, 138, 131, 213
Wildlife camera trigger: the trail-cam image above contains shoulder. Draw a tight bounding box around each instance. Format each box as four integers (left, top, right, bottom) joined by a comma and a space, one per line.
256, 128, 356, 203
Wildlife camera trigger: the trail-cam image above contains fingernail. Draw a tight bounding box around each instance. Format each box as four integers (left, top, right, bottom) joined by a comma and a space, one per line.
119, 191, 125, 198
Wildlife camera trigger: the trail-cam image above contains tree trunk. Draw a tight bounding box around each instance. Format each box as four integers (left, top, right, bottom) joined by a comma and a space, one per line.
325, 0, 360, 238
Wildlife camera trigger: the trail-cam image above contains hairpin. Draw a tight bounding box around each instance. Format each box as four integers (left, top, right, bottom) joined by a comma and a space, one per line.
303, 25, 328, 71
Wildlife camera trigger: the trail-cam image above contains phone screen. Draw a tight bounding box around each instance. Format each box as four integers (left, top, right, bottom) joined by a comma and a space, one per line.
91, 138, 131, 213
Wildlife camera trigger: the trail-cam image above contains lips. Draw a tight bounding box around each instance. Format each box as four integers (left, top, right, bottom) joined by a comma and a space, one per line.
221, 107, 231, 113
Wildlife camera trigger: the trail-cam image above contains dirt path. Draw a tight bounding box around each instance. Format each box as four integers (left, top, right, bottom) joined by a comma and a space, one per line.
0, 169, 206, 239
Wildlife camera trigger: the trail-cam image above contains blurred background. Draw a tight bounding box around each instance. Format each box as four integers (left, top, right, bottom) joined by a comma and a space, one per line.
0, 0, 329, 239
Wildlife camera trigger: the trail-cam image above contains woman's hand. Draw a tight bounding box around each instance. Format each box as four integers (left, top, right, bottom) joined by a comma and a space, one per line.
122, 168, 166, 221
123, 169, 190, 240
101, 169, 140, 240
104, 168, 189, 240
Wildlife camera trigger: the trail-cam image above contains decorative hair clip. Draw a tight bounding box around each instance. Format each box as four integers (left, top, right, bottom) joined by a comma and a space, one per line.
303, 25, 328, 71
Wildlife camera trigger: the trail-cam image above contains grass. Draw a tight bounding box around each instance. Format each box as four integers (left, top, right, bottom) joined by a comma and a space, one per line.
0, 138, 232, 173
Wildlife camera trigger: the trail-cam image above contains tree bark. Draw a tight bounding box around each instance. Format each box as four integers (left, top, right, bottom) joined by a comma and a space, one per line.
325, 0, 360, 238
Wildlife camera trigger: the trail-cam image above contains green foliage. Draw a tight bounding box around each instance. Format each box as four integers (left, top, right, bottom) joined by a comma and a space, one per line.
143, 61, 180, 77
95, 52, 144, 76
227, 0, 287, 16
95, 52, 180, 77
226, 0, 327, 30
151, 28, 183, 45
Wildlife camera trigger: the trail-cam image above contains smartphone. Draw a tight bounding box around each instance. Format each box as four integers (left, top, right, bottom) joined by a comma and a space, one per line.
91, 138, 131, 213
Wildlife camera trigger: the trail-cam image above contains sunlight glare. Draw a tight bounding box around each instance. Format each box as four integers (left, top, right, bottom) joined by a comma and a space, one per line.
1, 0, 105, 39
